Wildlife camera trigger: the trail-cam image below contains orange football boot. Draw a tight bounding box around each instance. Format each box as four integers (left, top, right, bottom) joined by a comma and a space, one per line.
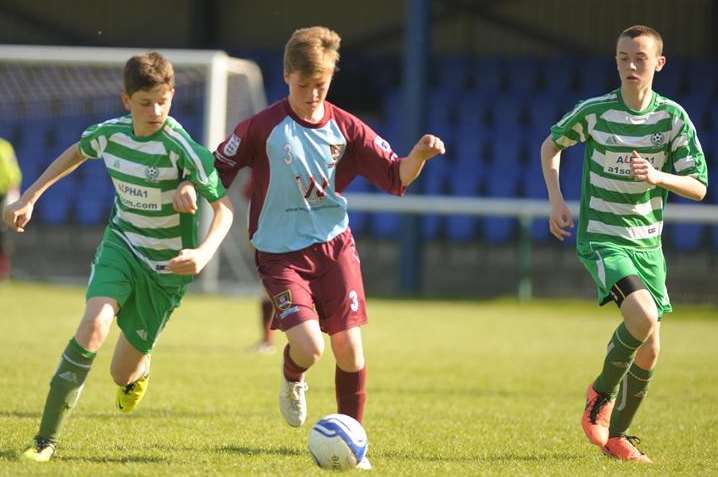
581, 384, 614, 446
603, 435, 653, 463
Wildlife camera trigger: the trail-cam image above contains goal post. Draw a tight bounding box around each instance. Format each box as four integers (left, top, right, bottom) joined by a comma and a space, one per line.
0, 44, 267, 294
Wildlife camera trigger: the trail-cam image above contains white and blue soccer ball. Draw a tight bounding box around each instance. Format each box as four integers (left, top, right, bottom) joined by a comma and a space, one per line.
308, 413, 368, 470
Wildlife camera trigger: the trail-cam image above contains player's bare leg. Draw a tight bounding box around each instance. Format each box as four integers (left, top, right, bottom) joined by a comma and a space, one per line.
279, 321, 323, 426
583, 287, 657, 447
112, 333, 151, 413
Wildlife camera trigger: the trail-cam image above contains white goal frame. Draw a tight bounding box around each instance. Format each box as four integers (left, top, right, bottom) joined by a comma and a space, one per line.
0, 44, 267, 293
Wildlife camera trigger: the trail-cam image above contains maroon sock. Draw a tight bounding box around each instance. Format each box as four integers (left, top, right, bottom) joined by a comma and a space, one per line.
283, 345, 307, 382
335, 366, 367, 423
261, 299, 274, 343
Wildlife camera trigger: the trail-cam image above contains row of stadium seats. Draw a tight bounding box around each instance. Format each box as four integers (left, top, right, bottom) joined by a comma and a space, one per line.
1, 53, 716, 249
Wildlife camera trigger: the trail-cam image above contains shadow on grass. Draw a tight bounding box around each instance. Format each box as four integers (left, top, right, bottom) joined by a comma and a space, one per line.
217, 445, 303, 457
379, 450, 576, 464
371, 387, 515, 398
0, 449, 19, 461
483, 452, 578, 463
60, 455, 167, 463
0, 411, 39, 419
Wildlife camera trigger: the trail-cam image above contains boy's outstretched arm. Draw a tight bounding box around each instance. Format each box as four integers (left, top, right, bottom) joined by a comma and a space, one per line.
629, 150, 706, 201
167, 195, 234, 275
2, 143, 86, 232
540, 135, 574, 241
399, 134, 445, 187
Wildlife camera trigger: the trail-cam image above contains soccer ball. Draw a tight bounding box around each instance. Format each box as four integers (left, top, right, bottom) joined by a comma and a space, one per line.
308, 413, 368, 470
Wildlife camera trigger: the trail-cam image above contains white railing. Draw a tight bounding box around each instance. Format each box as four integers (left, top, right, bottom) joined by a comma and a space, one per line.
344, 193, 718, 223
344, 193, 718, 299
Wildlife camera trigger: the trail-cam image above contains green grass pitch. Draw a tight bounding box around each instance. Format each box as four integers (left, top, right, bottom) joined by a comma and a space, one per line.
0, 281, 716, 476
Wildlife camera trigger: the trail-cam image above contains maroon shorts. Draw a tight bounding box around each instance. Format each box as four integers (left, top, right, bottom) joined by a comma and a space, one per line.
255, 229, 367, 335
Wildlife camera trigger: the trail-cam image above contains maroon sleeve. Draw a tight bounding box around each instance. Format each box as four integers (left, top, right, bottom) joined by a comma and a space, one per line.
213, 117, 255, 189
334, 106, 406, 196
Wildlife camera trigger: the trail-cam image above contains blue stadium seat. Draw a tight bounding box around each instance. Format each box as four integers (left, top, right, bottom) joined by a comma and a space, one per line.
522, 135, 550, 241
528, 93, 561, 129
36, 175, 75, 224
575, 57, 615, 96
504, 57, 541, 95
435, 55, 473, 90
683, 61, 717, 97
345, 176, 370, 235
75, 159, 113, 225
489, 95, 525, 134
473, 57, 503, 95
653, 58, 684, 98
560, 146, 583, 201
669, 195, 704, 251
480, 143, 521, 244
680, 93, 711, 130
421, 159, 447, 240
540, 56, 578, 95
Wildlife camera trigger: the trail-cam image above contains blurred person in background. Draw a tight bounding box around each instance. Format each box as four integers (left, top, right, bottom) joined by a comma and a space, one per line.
0, 137, 21, 280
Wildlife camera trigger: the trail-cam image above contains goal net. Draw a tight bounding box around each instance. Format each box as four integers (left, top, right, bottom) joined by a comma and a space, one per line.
0, 45, 267, 294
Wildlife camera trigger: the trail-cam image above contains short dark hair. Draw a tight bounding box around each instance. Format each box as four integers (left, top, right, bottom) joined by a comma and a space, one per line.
123, 52, 175, 96
618, 25, 663, 55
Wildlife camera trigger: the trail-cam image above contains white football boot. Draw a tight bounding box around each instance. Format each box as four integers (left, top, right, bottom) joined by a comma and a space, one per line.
356, 456, 373, 470
279, 375, 308, 427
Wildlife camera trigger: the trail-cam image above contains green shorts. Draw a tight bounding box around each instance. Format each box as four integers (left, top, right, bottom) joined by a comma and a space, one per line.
577, 242, 671, 318
86, 233, 186, 354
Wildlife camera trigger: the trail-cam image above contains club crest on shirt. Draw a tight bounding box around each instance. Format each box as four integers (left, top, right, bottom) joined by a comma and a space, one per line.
328, 143, 345, 167
223, 133, 241, 156
650, 132, 665, 146
144, 165, 160, 183
273, 289, 293, 311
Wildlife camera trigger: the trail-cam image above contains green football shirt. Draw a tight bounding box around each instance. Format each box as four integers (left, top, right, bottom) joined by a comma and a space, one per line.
551, 89, 708, 249
79, 115, 225, 285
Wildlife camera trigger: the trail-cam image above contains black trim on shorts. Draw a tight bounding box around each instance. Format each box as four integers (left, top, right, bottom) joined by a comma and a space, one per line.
604, 275, 647, 308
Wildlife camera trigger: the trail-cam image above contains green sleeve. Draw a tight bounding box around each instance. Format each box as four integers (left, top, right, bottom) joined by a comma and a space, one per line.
670, 111, 708, 186
78, 123, 104, 159
550, 101, 591, 150
177, 140, 226, 203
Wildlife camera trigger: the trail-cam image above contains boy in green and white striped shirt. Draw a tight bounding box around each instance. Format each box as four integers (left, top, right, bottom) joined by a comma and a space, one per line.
541, 25, 708, 463
3, 52, 234, 462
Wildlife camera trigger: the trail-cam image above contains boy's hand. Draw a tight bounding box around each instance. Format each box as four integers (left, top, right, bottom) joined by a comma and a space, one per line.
549, 200, 574, 241
167, 248, 210, 275
2, 199, 34, 232
410, 134, 446, 162
172, 181, 198, 214
630, 150, 662, 185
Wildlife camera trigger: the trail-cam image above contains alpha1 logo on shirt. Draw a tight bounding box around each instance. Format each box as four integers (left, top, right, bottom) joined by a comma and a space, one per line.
603, 151, 665, 178
112, 178, 162, 211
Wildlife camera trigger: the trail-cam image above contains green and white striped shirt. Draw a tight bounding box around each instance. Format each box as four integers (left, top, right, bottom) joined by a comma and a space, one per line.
551, 89, 708, 249
79, 115, 225, 285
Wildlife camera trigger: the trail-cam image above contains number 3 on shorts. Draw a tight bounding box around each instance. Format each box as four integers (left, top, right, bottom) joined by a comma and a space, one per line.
349, 290, 359, 312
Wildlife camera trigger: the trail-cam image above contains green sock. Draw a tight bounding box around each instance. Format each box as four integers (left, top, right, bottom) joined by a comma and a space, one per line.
37, 338, 96, 443
593, 323, 643, 398
609, 363, 653, 437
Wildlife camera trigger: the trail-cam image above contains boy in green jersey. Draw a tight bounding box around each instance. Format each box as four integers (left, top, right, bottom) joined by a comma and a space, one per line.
540, 25, 707, 463
3, 52, 234, 462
